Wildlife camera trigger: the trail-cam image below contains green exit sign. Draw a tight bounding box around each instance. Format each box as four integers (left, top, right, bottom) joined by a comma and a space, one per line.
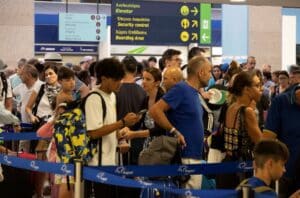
200, 4, 211, 44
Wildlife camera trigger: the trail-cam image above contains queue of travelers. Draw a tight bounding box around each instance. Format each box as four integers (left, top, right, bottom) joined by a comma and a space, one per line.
0, 49, 300, 198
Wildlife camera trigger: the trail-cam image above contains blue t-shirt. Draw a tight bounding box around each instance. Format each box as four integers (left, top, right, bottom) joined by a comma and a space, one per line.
247, 177, 277, 197
73, 76, 84, 99
205, 77, 216, 91
9, 74, 22, 89
162, 81, 204, 159
265, 91, 300, 178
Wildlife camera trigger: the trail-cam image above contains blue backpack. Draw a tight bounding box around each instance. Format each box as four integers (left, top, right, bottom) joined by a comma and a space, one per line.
54, 91, 106, 164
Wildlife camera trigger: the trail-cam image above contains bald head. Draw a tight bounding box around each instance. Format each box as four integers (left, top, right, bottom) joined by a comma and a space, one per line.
163, 66, 183, 91
187, 56, 212, 87
262, 64, 271, 73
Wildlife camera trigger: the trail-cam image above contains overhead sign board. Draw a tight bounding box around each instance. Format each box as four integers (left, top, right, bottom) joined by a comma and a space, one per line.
111, 0, 216, 46
59, 13, 107, 42
35, 45, 98, 54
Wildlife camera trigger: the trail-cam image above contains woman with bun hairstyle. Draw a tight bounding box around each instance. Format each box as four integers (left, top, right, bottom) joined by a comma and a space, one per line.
217, 71, 263, 189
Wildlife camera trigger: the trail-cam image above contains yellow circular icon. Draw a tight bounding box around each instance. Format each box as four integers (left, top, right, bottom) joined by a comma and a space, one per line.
180, 31, 189, 42
181, 18, 190, 29
180, 5, 189, 16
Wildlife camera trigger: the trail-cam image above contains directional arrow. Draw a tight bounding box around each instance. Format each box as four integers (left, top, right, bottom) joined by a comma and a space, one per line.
201, 33, 209, 42
192, 20, 198, 28
191, 33, 198, 41
191, 6, 198, 16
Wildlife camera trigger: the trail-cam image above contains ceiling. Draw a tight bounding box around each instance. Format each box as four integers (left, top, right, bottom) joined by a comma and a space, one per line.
145, 0, 300, 8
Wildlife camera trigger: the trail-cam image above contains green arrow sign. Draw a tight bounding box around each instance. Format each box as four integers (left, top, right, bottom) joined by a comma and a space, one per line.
200, 3, 211, 44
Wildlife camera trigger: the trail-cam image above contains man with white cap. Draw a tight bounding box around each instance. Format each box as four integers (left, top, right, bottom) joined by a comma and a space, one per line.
80, 56, 94, 71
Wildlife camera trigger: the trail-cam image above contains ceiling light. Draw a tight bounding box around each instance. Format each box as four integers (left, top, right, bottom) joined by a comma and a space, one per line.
230, 0, 246, 2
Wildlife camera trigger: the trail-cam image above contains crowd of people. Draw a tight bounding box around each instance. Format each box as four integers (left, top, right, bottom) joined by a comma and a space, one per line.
0, 48, 300, 198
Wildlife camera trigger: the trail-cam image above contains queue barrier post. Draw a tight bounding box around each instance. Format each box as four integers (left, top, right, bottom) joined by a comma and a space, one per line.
239, 184, 254, 198
275, 180, 279, 195
74, 159, 83, 198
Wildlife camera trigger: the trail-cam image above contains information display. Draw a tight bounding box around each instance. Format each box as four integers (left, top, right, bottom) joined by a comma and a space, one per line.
59, 13, 107, 42
111, 0, 215, 45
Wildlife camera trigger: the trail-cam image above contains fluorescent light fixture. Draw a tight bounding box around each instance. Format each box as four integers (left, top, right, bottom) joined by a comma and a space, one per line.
230, 0, 246, 2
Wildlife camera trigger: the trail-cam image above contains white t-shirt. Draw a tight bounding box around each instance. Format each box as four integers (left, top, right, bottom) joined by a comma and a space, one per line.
0, 77, 12, 109
85, 88, 117, 166
13, 80, 43, 123
36, 90, 53, 118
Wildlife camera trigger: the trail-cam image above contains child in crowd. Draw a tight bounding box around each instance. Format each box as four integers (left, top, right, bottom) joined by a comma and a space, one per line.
55, 66, 76, 198
37, 66, 76, 198
56, 66, 76, 106
236, 139, 289, 197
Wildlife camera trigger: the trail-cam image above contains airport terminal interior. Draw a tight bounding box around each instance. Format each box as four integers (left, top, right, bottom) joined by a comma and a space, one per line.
0, 0, 300, 198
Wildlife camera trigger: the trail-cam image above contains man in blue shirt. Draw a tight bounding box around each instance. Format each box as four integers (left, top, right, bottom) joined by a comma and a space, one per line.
263, 84, 300, 197
150, 55, 212, 189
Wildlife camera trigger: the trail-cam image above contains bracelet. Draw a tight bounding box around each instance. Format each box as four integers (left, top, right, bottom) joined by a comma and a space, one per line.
174, 130, 181, 137
170, 127, 181, 137
169, 127, 176, 134
121, 118, 126, 127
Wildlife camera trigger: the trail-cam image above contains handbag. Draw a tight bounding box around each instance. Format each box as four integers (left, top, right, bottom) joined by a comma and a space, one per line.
37, 121, 54, 138
209, 103, 228, 152
138, 135, 178, 165
238, 106, 254, 161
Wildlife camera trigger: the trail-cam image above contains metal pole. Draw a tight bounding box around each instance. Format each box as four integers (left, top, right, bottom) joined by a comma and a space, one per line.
66, 0, 68, 13
241, 185, 251, 198
97, 0, 100, 14
74, 159, 83, 198
275, 180, 279, 195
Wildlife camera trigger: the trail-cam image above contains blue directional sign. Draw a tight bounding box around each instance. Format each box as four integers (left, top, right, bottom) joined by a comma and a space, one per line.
111, 0, 221, 46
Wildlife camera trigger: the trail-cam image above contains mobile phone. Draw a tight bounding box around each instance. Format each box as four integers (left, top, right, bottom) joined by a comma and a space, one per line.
138, 109, 147, 115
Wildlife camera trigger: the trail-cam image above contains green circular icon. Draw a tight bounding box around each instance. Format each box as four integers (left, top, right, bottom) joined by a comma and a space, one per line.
181, 18, 190, 29
180, 31, 189, 42
180, 5, 189, 16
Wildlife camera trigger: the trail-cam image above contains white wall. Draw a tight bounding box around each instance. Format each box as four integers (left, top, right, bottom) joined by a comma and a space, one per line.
248, 6, 282, 71
0, 0, 34, 68
282, 15, 296, 71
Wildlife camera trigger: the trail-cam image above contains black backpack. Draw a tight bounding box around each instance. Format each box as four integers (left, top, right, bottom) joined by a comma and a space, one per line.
0, 72, 8, 99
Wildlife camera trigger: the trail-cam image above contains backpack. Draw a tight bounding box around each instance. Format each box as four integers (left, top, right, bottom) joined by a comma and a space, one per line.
0, 72, 8, 99
54, 91, 106, 164
236, 178, 274, 193
208, 103, 228, 152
